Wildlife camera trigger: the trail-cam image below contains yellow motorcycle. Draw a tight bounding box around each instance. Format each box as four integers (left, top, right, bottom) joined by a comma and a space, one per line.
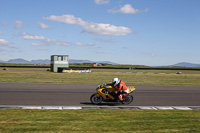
90, 84, 135, 105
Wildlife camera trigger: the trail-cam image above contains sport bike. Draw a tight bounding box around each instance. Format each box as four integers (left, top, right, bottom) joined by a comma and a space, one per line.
90, 84, 135, 105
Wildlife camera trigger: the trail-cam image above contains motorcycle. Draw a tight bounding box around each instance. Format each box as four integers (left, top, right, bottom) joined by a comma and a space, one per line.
90, 84, 135, 105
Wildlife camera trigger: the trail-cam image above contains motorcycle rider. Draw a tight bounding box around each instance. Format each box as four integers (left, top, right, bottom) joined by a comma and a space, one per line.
106, 78, 128, 101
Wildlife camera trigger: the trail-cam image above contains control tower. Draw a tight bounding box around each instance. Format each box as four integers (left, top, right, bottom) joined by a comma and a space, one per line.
51, 55, 69, 72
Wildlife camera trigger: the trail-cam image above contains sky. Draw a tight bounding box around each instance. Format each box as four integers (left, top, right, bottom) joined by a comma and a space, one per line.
0, 0, 200, 66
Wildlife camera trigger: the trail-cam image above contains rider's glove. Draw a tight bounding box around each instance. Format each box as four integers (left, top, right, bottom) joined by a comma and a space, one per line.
100, 83, 106, 88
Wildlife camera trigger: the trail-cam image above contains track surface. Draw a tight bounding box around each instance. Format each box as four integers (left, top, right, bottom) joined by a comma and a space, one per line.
0, 82, 200, 106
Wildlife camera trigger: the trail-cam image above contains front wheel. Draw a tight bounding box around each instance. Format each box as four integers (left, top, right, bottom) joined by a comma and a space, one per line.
122, 95, 133, 104
90, 94, 103, 105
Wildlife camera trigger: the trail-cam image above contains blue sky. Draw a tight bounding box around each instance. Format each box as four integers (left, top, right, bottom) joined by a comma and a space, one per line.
0, 0, 199, 66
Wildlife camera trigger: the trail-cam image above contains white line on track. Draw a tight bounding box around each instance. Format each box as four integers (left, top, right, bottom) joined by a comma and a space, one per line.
0, 105, 199, 110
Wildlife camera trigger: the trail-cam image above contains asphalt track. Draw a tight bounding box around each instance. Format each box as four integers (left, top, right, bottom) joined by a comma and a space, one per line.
0, 82, 200, 106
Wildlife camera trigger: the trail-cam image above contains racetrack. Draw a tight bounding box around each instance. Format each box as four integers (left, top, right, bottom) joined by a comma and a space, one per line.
0, 82, 200, 106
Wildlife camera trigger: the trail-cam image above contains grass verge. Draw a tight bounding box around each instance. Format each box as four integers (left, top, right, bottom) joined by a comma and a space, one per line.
0, 109, 200, 132
0, 68, 200, 85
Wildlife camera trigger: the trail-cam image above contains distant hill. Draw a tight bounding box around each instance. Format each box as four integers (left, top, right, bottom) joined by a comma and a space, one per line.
31, 59, 50, 64
0, 58, 118, 65
0, 58, 50, 64
1, 59, 199, 67
69, 59, 95, 64
7, 58, 30, 64
69, 59, 118, 65
171, 62, 200, 67
0, 60, 6, 63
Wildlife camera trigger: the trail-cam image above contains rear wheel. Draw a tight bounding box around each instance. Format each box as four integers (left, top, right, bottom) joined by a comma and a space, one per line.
90, 94, 103, 105
122, 95, 133, 104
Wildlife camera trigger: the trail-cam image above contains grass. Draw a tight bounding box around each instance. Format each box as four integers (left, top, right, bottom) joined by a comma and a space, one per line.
0, 109, 200, 132
0, 67, 200, 85
2, 63, 200, 70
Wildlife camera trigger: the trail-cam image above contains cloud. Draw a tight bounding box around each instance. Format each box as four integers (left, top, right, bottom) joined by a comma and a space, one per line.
96, 51, 104, 54
60, 34, 65, 37
43, 14, 132, 36
0, 39, 11, 44
44, 14, 85, 25
13, 32, 28, 36
94, 0, 109, 5
2, 22, 8, 26
94, 38, 113, 43
30, 40, 71, 46
0, 48, 7, 52
74, 42, 86, 46
31, 43, 49, 46
14, 32, 100, 49
87, 43, 100, 48
31, 39, 99, 48
0, 31, 2, 35
21, 35, 70, 46
74, 42, 100, 48
30, 40, 71, 47
108, 4, 148, 14
52, 40, 71, 46
38, 22, 50, 29
0, 39, 16, 52
82, 23, 132, 36
14, 20, 24, 29
23, 35, 45, 40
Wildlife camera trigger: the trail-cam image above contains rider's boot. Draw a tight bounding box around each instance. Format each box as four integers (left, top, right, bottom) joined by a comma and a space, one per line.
118, 95, 123, 101
123, 93, 128, 97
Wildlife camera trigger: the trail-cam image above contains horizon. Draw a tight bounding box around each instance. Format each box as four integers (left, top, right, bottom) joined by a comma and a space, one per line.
1, 57, 200, 67
0, 0, 200, 66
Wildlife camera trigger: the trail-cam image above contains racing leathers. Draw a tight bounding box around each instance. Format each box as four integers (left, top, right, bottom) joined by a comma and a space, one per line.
108, 80, 128, 101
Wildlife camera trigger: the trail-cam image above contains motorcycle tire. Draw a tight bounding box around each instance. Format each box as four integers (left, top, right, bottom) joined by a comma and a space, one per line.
90, 94, 103, 105
122, 95, 133, 104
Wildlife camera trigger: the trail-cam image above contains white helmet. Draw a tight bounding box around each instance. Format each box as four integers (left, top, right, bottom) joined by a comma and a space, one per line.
112, 78, 120, 87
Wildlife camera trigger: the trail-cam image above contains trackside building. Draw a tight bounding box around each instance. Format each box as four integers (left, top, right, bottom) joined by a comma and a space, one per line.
50, 55, 91, 73
51, 55, 69, 72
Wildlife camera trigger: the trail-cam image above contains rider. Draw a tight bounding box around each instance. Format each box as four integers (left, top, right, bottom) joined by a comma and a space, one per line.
106, 78, 128, 101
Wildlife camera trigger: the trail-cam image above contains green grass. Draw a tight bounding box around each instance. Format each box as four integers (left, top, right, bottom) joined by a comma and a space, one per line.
0, 109, 199, 132
0, 67, 200, 85
1, 63, 200, 70
1, 67, 200, 85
